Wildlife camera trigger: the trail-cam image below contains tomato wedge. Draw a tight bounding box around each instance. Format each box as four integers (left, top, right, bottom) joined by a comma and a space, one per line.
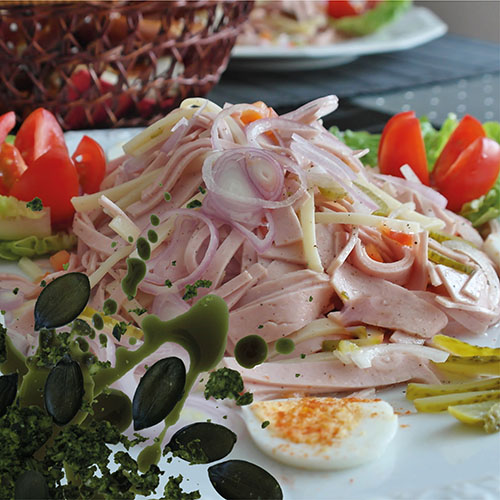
10, 147, 79, 227
0, 111, 16, 145
14, 108, 67, 166
327, 0, 379, 18
434, 137, 500, 212
378, 111, 430, 185
72, 135, 106, 194
432, 115, 485, 187
0, 143, 27, 195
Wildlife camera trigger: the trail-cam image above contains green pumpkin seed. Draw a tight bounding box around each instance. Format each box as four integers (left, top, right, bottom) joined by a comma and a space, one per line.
14, 470, 49, 500
85, 388, 132, 433
34, 272, 90, 330
132, 357, 186, 430
166, 422, 237, 464
0, 372, 18, 417
208, 460, 283, 500
44, 354, 84, 425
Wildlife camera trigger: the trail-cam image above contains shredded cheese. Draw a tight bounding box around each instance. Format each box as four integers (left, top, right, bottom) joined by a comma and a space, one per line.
89, 246, 132, 289
299, 189, 323, 273
315, 211, 421, 233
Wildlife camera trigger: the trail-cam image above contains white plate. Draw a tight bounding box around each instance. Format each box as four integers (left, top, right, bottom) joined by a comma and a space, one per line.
4, 128, 499, 500
229, 6, 447, 71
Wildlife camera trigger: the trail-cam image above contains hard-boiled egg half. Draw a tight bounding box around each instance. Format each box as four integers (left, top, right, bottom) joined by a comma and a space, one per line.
241, 397, 398, 470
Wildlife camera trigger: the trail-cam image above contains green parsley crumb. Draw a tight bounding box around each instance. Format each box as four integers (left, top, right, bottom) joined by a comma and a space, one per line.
164, 279, 173, 288
261, 420, 270, 429
40, 280, 47, 288
186, 199, 202, 209
308, 296, 313, 302
300, 353, 306, 359
12, 287, 19, 295
26, 197, 43, 211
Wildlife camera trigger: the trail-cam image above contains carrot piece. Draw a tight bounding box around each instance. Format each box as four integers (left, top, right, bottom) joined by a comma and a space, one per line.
365, 243, 384, 262
49, 249, 70, 271
382, 228, 414, 247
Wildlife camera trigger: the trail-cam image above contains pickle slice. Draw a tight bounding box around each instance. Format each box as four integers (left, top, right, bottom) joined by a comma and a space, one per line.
434, 355, 500, 377
413, 389, 500, 413
427, 249, 476, 275
432, 334, 500, 357
406, 377, 500, 400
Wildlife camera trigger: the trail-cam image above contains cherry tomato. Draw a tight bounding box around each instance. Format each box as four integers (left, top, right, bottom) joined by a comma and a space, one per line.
0, 111, 16, 145
378, 111, 430, 185
72, 135, 106, 194
327, 0, 379, 18
10, 146, 79, 227
0, 143, 27, 194
434, 137, 500, 212
15, 108, 67, 166
432, 115, 485, 187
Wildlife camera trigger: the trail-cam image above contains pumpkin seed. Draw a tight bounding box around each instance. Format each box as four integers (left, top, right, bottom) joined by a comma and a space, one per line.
0, 372, 18, 417
85, 388, 132, 432
208, 460, 283, 500
14, 470, 49, 500
34, 272, 90, 330
132, 357, 186, 430
166, 422, 237, 464
44, 354, 84, 425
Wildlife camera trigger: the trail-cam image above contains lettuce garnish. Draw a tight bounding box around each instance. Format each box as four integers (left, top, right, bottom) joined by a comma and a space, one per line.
330, 0, 411, 36
329, 116, 500, 227
0, 233, 76, 261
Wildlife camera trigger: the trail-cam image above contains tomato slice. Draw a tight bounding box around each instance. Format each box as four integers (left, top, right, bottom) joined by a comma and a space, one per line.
14, 108, 67, 166
378, 111, 429, 185
435, 137, 500, 212
432, 115, 485, 187
0, 143, 27, 193
71, 135, 106, 194
10, 146, 79, 227
0, 111, 16, 145
327, 0, 364, 18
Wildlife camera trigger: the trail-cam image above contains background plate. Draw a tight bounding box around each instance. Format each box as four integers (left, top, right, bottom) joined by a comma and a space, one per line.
229, 6, 447, 71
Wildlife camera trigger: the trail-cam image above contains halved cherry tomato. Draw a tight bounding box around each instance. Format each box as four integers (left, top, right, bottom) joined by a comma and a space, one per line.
432, 115, 485, 187
327, 0, 380, 18
378, 111, 430, 185
0, 143, 27, 194
0, 111, 16, 145
72, 135, 106, 194
14, 108, 67, 166
434, 137, 500, 212
10, 146, 79, 227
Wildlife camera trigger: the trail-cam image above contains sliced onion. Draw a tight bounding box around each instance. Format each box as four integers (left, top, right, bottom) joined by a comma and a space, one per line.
211, 103, 253, 150
232, 211, 276, 253
372, 172, 448, 209
281, 95, 339, 124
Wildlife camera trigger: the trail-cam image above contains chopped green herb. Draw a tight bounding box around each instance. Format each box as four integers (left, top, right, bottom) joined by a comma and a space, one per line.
163, 474, 200, 500
12, 287, 19, 295
261, 420, 270, 429
26, 197, 43, 211
111, 241, 117, 248
257, 324, 263, 329
295, 373, 301, 377
128, 307, 147, 316
150, 214, 160, 226
308, 296, 313, 302
112, 322, 128, 342
164, 192, 172, 201
71, 319, 95, 338
128, 236, 134, 243
171, 260, 176, 267
40, 280, 47, 288
198, 185, 206, 194
1, 310, 4, 315
164, 279, 173, 288
182, 279, 212, 300
186, 200, 202, 209
204, 367, 253, 406
300, 353, 306, 359
62, 263, 69, 271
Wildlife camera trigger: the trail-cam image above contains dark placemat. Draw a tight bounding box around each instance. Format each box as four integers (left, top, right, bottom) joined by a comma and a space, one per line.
207, 34, 500, 110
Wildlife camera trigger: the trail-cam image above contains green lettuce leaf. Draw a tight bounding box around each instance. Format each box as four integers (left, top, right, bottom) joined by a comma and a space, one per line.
419, 114, 459, 170
0, 233, 76, 261
460, 178, 500, 227
483, 122, 500, 143
331, 0, 411, 36
330, 126, 380, 166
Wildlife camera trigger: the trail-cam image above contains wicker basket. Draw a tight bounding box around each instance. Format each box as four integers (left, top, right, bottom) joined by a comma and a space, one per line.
0, 1, 253, 129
